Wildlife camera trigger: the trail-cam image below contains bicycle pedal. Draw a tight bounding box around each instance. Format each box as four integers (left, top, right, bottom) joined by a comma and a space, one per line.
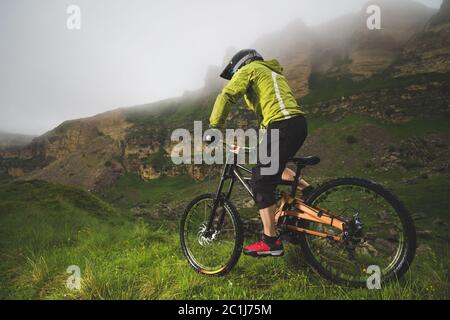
255, 253, 284, 259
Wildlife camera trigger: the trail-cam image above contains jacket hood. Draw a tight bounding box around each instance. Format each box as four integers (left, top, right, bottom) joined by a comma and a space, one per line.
254, 59, 284, 74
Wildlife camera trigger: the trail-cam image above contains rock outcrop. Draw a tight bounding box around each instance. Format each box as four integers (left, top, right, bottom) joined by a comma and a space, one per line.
394, 0, 450, 76
0, 110, 131, 190
311, 0, 436, 80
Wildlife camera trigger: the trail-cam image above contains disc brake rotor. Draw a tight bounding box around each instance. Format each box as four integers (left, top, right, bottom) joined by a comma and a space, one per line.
197, 223, 220, 246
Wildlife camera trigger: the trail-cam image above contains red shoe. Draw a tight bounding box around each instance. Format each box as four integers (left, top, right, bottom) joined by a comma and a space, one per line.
243, 235, 284, 258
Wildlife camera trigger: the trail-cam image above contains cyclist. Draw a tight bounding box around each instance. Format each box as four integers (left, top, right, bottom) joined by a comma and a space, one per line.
209, 49, 314, 258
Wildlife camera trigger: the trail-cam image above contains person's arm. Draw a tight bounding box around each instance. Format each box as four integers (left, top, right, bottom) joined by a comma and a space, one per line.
209, 67, 252, 128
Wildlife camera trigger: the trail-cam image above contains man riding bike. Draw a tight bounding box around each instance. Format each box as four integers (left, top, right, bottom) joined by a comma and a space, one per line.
209, 49, 313, 258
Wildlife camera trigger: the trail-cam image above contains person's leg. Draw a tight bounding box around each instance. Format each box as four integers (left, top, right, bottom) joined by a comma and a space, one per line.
245, 116, 308, 257
245, 126, 284, 257
281, 167, 310, 190
259, 204, 277, 237
244, 202, 283, 257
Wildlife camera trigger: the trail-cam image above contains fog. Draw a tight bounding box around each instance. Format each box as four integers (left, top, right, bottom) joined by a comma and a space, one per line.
0, 0, 442, 135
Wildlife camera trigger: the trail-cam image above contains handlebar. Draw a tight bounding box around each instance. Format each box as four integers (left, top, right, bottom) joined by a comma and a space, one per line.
204, 136, 254, 155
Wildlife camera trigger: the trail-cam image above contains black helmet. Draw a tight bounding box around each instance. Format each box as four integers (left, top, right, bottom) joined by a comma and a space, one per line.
220, 49, 263, 80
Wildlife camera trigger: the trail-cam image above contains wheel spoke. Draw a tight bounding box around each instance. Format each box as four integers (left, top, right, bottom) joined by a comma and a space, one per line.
302, 179, 412, 286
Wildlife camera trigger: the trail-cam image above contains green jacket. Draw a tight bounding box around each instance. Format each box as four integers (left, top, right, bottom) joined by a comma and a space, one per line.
209, 59, 305, 129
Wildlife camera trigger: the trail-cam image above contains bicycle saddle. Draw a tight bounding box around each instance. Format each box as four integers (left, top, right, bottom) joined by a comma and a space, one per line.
289, 156, 320, 166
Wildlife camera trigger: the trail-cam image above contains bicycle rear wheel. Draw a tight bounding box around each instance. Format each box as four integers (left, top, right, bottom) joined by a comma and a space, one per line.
298, 177, 416, 287
180, 193, 243, 276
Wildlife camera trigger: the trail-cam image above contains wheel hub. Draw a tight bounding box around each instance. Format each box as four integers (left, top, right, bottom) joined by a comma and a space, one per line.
344, 213, 364, 248
197, 223, 220, 246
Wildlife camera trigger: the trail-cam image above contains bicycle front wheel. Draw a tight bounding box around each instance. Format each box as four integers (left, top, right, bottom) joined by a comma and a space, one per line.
180, 193, 243, 276
299, 177, 416, 287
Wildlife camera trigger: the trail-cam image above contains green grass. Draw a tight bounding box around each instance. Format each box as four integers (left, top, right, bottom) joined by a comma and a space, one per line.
124, 91, 216, 129
141, 149, 171, 171
301, 72, 450, 105
298, 113, 450, 181
101, 174, 199, 209
378, 117, 450, 139
0, 177, 448, 300
307, 114, 450, 137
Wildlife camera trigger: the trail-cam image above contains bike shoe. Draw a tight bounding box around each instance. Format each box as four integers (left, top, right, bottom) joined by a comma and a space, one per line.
243, 235, 284, 258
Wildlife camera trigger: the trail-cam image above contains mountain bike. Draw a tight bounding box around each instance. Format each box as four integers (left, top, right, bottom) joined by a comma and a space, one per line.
180, 145, 416, 287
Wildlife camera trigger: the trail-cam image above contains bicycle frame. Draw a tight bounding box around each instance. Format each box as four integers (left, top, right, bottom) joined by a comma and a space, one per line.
275, 196, 346, 241
206, 151, 348, 242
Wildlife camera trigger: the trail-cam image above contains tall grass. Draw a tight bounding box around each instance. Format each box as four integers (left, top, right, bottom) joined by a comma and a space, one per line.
0, 180, 448, 299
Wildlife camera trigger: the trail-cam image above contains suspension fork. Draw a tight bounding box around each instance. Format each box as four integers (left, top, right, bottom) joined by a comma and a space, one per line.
205, 156, 235, 232
215, 176, 235, 229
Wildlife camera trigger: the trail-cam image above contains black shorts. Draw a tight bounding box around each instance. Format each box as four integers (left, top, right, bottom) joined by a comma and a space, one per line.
250, 115, 308, 209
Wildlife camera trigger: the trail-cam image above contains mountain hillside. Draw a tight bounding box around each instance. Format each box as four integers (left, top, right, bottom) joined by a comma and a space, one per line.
394, 0, 450, 76
348, 0, 436, 79
0, 110, 130, 189
277, 0, 437, 85
0, 0, 449, 190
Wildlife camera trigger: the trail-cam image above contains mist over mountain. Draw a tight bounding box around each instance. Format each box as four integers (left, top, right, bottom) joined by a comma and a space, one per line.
0, 0, 443, 135
0, 131, 35, 150
225, 0, 439, 97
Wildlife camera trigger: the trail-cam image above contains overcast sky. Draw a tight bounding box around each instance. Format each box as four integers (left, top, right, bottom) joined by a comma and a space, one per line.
0, 0, 443, 135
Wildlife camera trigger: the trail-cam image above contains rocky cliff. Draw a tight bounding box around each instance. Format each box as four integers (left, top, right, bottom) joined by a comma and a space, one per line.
394, 0, 450, 76
0, 110, 130, 189
310, 0, 436, 80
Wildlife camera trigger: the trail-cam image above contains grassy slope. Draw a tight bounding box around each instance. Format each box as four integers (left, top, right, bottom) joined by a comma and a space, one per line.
301, 72, 450, 105
0, 169, 448, 299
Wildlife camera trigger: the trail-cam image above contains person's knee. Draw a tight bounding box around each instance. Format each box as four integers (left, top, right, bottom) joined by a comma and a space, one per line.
251, 165, 278, 209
